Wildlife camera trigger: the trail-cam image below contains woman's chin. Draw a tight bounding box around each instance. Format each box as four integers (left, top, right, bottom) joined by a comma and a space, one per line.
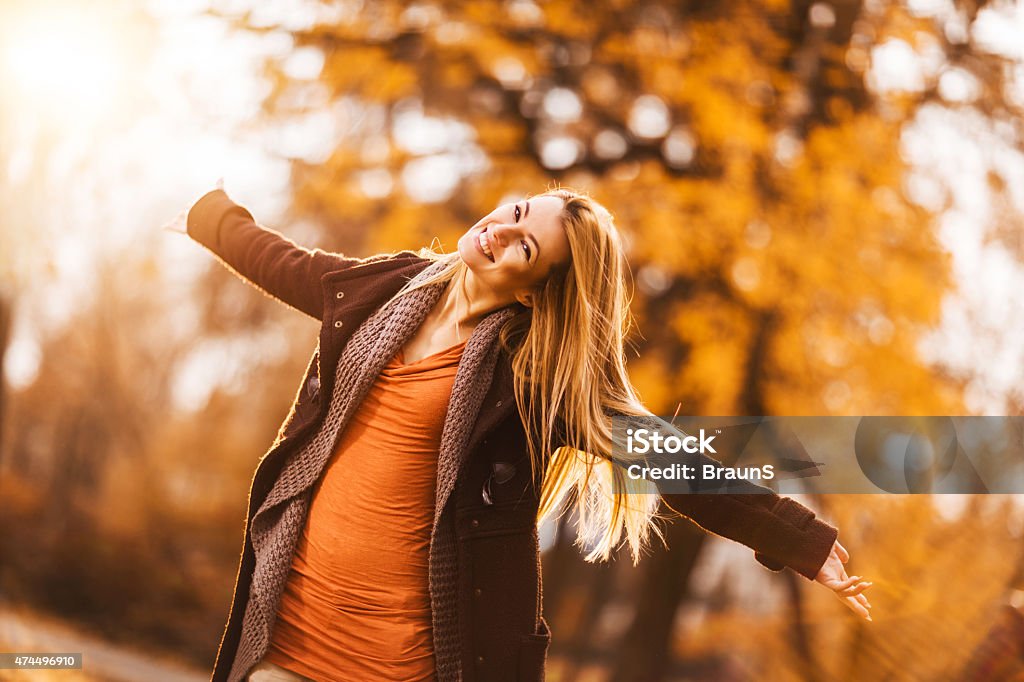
455, 242, 470, 265
456, 239, 480, 268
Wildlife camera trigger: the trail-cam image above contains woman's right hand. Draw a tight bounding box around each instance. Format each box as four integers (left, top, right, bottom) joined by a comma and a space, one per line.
161, 177, 225, 235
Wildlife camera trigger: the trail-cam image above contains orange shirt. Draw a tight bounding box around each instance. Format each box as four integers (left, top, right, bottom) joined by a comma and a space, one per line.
264, 340, 466, 681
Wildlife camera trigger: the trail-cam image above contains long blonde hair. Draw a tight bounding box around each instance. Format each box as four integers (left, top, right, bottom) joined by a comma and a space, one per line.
395, 187, 663, 564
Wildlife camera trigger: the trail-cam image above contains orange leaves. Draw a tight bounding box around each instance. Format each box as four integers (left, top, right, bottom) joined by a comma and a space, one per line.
321, 45, 418, 102
270, 0, 968, 420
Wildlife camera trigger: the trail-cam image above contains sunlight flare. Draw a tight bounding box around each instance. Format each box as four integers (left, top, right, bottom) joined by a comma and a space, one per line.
0, 4, 125, 125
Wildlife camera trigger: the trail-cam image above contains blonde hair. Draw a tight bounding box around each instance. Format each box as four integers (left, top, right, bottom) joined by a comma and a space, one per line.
395, 187, 663, 564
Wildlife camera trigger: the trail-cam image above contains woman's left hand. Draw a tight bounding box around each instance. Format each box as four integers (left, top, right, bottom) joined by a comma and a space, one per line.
161, 178, 225, 235
814, 539, 873, 621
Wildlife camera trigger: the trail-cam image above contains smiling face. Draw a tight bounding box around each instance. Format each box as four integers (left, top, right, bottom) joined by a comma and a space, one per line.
457, 194, 571, 307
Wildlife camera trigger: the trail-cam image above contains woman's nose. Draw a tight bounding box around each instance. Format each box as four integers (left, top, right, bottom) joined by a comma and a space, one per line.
490, 225, 505, 246
490, 223, 518, 247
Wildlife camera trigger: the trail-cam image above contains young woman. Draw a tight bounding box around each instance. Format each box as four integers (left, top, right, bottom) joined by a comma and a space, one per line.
169, 182, 872, 682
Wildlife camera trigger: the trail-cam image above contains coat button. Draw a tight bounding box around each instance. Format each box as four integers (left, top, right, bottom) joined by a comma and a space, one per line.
336, 291, 345, 299
474, 588, 482, 597
493, 461, 516, 484
495, 400, 502, 407
470, 519, 479, 528
334, 320, 343, 328
476, 656, 485, 665
306, 376, 320, 397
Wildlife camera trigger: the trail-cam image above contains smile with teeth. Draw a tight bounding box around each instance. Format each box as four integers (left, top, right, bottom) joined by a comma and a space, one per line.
478, 227, 495, 262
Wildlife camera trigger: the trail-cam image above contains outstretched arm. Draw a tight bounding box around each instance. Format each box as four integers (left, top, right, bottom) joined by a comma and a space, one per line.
660, 485, 837, 580
167, 182, 361, 321
618, 417, 873, 620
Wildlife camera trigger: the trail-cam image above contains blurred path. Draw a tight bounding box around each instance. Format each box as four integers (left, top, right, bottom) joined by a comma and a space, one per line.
0, 603, 207, 682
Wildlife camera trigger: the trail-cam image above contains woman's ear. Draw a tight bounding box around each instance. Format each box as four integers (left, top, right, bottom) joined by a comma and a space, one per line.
515, 289, 536, 308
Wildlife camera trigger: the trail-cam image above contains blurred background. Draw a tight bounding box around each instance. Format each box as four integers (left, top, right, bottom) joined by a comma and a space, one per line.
2, 0, 1024, 680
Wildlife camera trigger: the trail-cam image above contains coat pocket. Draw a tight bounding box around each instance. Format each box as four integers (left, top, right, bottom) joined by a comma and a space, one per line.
517, 616, 551, 682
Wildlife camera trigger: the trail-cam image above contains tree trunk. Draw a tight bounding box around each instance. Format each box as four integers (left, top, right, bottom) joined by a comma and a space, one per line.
0, 292, 11, 464
609, 515, 707, 682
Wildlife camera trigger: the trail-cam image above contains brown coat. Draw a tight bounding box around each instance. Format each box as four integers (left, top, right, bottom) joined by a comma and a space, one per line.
187, 190, 839, 682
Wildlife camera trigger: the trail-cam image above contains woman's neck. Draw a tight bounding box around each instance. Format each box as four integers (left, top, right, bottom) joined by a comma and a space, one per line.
433, 267, 514, 334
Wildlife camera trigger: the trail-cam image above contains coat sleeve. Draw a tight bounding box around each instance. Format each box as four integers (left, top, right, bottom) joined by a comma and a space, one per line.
609, 416, 838, 581
660, 485, 837, 581
186, 189, 362, 321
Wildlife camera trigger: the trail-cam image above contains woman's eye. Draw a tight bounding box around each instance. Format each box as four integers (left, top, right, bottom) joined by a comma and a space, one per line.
521, 240, 531, 260
514, 205, 521, 222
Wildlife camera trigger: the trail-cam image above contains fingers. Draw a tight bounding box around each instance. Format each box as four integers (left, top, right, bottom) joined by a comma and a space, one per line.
160, 208, 188, 234
821, 555, 875, 622
816, 569, 876, 621
833, 575, 874, 620
830, 574, 862, 591
835, 581, 873, 598
844, 595, 872, 621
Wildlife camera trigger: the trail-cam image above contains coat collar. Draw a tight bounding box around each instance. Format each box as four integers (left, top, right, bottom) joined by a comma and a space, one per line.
315, 253, 521, 456
319, 253, 520, 398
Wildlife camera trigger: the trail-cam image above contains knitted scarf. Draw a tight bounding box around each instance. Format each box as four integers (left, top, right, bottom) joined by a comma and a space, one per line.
227, 259, 516, 682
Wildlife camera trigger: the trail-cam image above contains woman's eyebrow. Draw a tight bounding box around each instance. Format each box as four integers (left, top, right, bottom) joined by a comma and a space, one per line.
522, 199, 539, 263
